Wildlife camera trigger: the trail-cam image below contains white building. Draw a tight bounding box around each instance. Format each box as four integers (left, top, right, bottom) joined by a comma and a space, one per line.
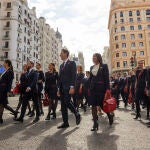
0, 0, 63, 82
102, 47, 112, 73
0, 0, 40, 82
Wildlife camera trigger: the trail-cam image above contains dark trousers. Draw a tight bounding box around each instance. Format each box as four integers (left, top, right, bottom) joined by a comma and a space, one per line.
19, 91, 40, 119
135, 88, 145, 115
60, 87, 77, 124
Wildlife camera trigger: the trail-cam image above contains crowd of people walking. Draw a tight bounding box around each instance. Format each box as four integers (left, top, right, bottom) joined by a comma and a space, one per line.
0, 48, 150, 131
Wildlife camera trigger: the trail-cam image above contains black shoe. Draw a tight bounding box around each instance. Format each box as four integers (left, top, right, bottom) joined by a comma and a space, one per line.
45, 114, 50, 120
29, 112, 35, 117
108, 114, 114, 126
57, 123, 69, 129
14, 118, 23, 123
134, 114, 141, 120
33, 117, 39, 123
91, 122, 98, 131
146, 122, 150, 125
51, 113, 56, 120
0, 119, 3, 124
76, 113, 81, 125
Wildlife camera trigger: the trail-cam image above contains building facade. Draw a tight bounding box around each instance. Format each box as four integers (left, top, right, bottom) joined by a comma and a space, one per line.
102, 46, 112, 73
70, 52, 85, 72
108, 0, 150, 72
0, 0, 63, 83
38, 18, 62, 72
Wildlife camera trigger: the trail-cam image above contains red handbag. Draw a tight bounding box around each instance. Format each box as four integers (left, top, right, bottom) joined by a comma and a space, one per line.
42, 94, 49, 107
128, 90, 133, 104
103, 90, 117, 113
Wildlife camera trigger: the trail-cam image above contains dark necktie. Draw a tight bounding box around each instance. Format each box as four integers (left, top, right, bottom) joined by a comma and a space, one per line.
61, 62, 65, 70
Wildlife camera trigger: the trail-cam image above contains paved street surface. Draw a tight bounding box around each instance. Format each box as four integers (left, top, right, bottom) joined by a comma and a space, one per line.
0, 97, 150, 150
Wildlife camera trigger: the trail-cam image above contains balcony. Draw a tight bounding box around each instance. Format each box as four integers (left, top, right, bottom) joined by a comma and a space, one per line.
3, 26, 11, 30
2, 35, 10, 40
16, 57, 21, 62
17, 37, 22, 43
17, 27, 22, 33
0, 56, 7, 61
2, 47, 9, 51
18, 8, 22, 14
17, 47, 22, 52
18, 17, 23, 23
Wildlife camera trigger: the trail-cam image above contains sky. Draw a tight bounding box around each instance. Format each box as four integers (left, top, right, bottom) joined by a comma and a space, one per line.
28, 0, 111, 70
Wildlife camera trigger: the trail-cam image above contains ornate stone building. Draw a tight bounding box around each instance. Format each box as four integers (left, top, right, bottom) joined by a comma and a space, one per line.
108, 0, 150, 72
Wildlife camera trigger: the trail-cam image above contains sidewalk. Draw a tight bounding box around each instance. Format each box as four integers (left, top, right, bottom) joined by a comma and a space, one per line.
0, 97, 150, 150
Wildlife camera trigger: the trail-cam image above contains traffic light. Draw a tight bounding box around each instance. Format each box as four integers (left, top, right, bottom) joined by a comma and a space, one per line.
130, 57, 134, 67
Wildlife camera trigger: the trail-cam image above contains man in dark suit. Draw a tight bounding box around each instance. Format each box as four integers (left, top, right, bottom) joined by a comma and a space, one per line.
15, 61, 40, 123
57, 49, 81, 128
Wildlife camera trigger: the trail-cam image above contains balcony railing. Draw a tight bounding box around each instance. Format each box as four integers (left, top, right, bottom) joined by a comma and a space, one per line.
17, 37, 22, 43
17, 27, 22, 33
16, 57, 21, 62
2, 47, 9, 51
2, 35, 10, 40
3, 26, 11, 30
0, 56, 7, 61
17, 47, 22, 52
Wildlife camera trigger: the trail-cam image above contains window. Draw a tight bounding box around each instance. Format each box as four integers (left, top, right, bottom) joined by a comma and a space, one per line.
115, 13, 117, 18
130, 26, 134, 30
147, 17, 150, 21
4, 52, 8, 58
5, 41, 9, 48
115, 36, 118, 41
129, 11, 132, 16
138, 34, 143, 39
5, 31, 9, 37
122, 52, 127, 57
121, 34, 126, 40
123, 61, 128, 68
6, 21, 10, 27
7, 2, 11, 8
140, 51, 144, 56
148, 33, 150, 37
148, 25, 150, 29
115, 20, 117, 24
117, 62, 120, 68
120, 19, 124, 23
138, 25, 142, 30
137, 10, 140, 16
7, 12, 11, 17
114, 28, 117, 33
121, 26, 125, 31
129, 18, 133, 22
131, 34, 135, 39
131, 42, 136, 47
146, 10, 150, 15
24, 37, 26, 43
120, 11, 123, 17
116, 53, 119, 57
24, 9, 27, 15
137, 17, 141, 22
139, 42, 144, 47
122, 43, 126, 48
